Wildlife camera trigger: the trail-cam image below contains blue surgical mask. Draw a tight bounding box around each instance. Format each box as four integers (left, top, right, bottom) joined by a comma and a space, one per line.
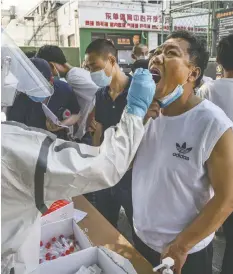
29, 96, 48, 103
157, 84, 184, 108
54, 75, 60, 81
156, 72, 192, 108
90, 62, 112, 87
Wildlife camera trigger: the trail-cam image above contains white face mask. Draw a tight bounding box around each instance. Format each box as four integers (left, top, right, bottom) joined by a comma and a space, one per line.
90, 61, 112, 87
136, 55, 149, 61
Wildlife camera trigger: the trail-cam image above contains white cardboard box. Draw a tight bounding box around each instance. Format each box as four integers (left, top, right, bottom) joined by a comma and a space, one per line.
41, 202, 74, 226
34, 246, 137, 274
41, 217, 92, 253
15, 204, 89, 274
41, 202, 87, 226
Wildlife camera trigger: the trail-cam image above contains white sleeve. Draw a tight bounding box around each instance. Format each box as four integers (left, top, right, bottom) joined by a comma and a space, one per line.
66, 68, 98, 139
196, 83, 212, 100
44, 111, 144, 203
66, 68, 98, 102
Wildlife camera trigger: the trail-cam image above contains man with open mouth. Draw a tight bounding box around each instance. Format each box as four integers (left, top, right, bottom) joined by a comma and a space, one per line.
131, 30, 233, 274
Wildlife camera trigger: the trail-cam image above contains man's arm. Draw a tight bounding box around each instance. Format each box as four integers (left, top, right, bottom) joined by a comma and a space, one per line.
86, 107, 95, 132
162, 128, 233, 273
91, 90, 104, 146
92, 122, 103, 147
60, 114, 80, 127
176, 128, 233, 250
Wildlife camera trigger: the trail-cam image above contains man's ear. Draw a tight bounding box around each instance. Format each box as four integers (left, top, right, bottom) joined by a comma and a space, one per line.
50, 62, 66, 74
49, 62, 54, 69
49, 62, 56, 75
189, 67, 201, 83
109, 55, 117, 66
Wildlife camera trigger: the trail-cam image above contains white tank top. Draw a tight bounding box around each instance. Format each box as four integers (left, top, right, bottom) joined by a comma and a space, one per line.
198, 78, 233, 121
132, 100, 233, 254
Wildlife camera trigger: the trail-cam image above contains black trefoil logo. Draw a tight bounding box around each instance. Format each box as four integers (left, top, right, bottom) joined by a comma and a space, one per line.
173, 142, 192, 161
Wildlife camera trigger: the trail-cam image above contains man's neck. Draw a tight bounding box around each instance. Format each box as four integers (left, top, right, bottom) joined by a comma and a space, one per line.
64, 63, 73, 76
224, 70, 233, 78
109, 70, 129, 100
162, 91, 201, 117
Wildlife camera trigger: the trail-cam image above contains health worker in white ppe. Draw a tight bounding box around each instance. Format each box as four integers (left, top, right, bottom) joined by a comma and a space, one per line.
1, 30, 155, 274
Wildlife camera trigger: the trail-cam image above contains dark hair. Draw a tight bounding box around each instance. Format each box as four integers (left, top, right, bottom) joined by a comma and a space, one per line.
217, 34, 233, 71
36, 45, 67, 64
131, 59, 149, 73
132, 43, 148, 55
85, 39, 117, 57
25, 50, 36, 58
166, 30, 209, 87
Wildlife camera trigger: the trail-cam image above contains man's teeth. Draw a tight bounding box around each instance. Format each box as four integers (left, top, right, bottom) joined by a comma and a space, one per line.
151, 73, 160, 77
150, 69, 160, 76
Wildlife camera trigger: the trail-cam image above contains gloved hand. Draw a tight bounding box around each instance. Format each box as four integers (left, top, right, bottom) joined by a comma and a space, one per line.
126, 68, 156, 118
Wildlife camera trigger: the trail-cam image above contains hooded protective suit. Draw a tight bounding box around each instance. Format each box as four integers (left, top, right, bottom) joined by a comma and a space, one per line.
1, 29, 156, 274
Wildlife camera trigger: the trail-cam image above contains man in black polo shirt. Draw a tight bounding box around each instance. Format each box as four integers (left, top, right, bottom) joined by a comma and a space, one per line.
85, 39, 135, 236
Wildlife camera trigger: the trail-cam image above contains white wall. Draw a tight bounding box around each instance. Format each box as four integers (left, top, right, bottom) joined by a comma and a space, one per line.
57, 1, 79, 47
148, 32, 158, 50
6, 18, 58, 46
5, 20, 30, 46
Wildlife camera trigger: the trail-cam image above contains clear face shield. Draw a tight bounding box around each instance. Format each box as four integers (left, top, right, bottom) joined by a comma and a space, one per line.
1, 29, 54, 108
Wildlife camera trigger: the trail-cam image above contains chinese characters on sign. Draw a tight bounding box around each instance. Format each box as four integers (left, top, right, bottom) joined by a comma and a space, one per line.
84, 20, 206, 32
83, 12, 207, 33
105, 13, 163, 23
85, 21, 169, 30
174, 26, 207, 32
216, 9, 233, 19
84, 12, 167, 30
117, 38, 131, 45
216, 8, 233, 42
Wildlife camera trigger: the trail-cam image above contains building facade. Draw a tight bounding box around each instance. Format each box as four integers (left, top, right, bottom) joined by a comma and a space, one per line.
75, 0, 208, 63
4, 0, 67, 46
4, 0, 214, 62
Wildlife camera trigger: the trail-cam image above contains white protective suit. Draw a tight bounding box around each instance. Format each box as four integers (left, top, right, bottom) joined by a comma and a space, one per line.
1, 30, 155, 274
2, 114, 143, 274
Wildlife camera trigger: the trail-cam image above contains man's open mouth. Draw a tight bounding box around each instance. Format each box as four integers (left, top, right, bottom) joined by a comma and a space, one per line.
150, 68, 161, 84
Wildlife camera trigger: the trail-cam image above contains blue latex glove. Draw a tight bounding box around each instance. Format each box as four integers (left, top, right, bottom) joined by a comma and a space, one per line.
126, 68, 156, 117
